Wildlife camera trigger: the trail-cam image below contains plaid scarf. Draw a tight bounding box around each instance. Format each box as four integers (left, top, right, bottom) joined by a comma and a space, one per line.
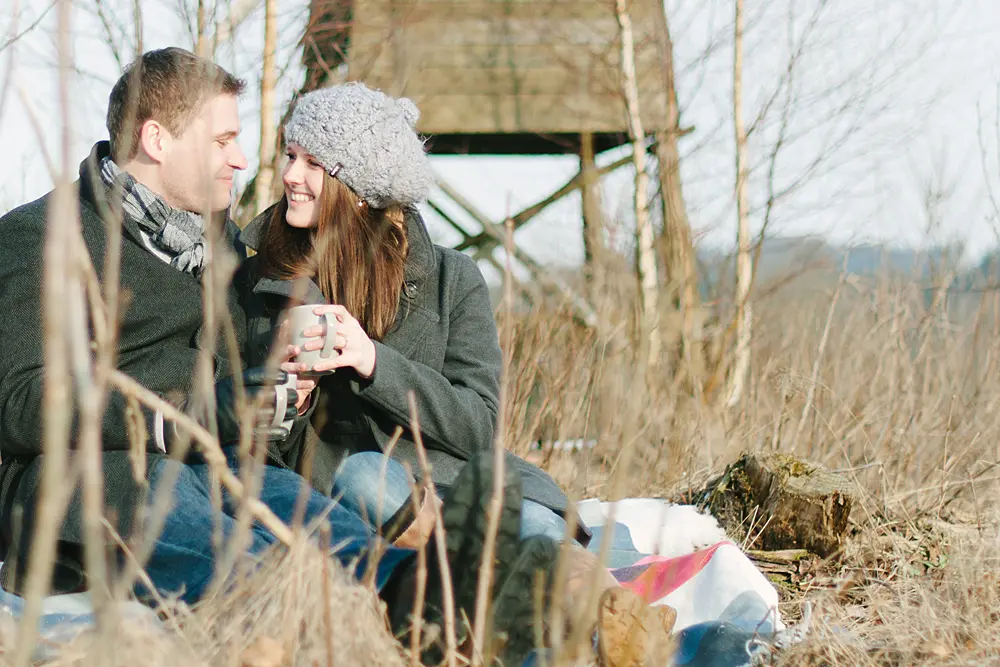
99, 156, 207, 277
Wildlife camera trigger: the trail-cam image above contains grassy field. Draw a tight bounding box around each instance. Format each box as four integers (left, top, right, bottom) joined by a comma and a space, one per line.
10, 260, 1000, 667
502, 261, 1000, 666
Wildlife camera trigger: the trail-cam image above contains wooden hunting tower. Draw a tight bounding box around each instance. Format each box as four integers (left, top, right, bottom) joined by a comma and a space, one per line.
346, 0, 670, 155
308, 0, 675, 321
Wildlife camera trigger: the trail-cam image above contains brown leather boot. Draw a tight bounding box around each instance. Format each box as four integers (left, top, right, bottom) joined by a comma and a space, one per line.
597, 587, 677, 667
384, 487, 442, 550
561, 544, 621, 632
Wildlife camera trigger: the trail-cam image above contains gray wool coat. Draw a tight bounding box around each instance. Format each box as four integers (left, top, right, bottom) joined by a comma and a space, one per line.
236, 208, 588, 541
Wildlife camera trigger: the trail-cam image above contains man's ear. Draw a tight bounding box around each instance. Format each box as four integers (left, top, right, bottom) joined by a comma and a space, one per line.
138, 119, 168, 164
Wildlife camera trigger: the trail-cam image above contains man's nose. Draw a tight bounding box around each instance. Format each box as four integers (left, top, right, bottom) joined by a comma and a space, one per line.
230, 143, 249, 171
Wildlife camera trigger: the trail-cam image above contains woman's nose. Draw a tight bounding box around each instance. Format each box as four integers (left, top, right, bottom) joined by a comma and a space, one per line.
283, 161, 302, 185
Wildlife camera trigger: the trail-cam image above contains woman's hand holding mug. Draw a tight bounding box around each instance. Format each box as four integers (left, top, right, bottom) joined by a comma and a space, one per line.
299, 305, 377, 378
282, 304, 376, 379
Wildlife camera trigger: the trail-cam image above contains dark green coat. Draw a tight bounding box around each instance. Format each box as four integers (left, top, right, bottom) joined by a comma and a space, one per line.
0, 142, 247, 594
236, 209, 586, 540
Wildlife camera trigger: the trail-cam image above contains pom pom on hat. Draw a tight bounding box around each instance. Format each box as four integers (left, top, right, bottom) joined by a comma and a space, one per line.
396, 98, 420, 128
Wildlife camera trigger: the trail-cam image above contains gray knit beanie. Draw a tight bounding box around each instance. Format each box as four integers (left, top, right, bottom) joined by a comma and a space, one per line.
283, 82, 434, 209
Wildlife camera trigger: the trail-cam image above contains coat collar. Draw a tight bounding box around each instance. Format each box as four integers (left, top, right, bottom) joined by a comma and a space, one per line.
79, 141, 145, 247
78, 140, 245, 257
238, 203, 436, 299
252, 275, 328, 305
399, 206, 435, 285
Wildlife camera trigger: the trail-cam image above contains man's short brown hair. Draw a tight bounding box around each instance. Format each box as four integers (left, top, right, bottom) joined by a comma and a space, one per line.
107, 47, 246, 160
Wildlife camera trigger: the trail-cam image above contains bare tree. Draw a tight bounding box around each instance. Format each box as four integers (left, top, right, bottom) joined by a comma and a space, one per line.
300, 0, 352, 93
615, 0, 661, 367
677, 0, 943, 405
255, 0, 278, 215
580, 132, 604, 299
0, 1, 57, 57
651, 2, 701, 361
655, 4, 704, 387
211, 0, 266, 46
92, 0, 132, 69
195, 0, 207, 55
13, 2, 95, 662
727, 0, 752, 407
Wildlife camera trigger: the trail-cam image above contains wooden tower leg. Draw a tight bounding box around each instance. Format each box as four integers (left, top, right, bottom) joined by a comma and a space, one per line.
433, 175, 599, 329
580, 132, 604, 298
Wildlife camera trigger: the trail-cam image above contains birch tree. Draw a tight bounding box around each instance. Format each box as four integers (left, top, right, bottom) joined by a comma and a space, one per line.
727, 0, 752, 406
615, 0, 661, 367
255, 0, 278, 215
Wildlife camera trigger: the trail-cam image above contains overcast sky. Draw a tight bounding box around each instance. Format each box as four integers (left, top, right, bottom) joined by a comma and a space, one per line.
2, 0, 999, 272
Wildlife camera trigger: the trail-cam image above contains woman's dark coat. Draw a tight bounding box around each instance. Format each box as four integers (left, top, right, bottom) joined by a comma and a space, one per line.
235, 207, 588, 542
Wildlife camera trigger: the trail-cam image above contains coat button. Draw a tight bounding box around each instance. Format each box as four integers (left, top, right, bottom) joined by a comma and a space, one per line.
404, 282, 417, 297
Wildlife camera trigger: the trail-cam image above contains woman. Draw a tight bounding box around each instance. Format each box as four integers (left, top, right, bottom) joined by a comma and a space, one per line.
234, 82, 591, 549
234, 86, 681, 665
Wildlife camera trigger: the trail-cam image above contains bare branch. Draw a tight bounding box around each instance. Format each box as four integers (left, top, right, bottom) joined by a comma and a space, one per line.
110, 370, 295, 546
0, 0, 20, 128
213, 0, 262, 43
93, 0, 127, 70
405, 395, 459, 667
12, 2, 77, 664
133, 0, 143, 54
977, 92, 1000, 243
0, 0, 56, 55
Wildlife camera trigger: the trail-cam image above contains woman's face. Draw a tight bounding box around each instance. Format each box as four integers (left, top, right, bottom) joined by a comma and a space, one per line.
282, 142, 325, 229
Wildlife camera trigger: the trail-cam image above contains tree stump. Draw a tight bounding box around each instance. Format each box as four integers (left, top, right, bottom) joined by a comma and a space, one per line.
702, 453, 855, 558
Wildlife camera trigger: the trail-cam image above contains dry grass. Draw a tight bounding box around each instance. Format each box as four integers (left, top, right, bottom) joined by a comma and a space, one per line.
499, 262, 1000, 665
7, 262, 1000, 666
182, 541, 406, 667
509, 268, 1000, 517
776, 523, 1000, 665
28, 542, 407, 667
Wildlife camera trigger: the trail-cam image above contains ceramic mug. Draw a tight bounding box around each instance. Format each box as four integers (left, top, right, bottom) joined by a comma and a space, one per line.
285, 304, 339, 375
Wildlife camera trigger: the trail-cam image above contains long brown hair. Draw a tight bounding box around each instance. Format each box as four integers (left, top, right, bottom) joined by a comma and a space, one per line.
255, 173, 409, 340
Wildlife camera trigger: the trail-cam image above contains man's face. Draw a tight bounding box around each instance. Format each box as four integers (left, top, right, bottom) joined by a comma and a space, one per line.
158, 93, 247, 213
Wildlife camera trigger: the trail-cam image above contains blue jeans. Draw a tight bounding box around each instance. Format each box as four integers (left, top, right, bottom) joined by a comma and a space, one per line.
333, 452, 573, 543
140, 448, 414, 604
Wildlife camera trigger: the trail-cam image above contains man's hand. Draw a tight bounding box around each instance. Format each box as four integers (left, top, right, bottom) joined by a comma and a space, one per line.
215, 367, 298, 445
277, 342, 317, 413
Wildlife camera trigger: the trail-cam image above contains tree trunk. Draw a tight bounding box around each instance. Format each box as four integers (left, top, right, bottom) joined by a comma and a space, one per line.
615, 0, 660, 367
195, 0, 208, 57
301, 0, 354, 93
580, 132, 604, 299
702, 453, 855, 558
656, 134, 697, 310
235, 0, 352, 220
657, 131, 704, 383
255, 0, 279, 216
650, 4, 698, 313
650, 2, 703, 388
727, 0, 752, 407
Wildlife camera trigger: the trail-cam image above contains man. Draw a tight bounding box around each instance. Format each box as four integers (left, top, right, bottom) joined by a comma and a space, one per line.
0, 47, 567, 665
